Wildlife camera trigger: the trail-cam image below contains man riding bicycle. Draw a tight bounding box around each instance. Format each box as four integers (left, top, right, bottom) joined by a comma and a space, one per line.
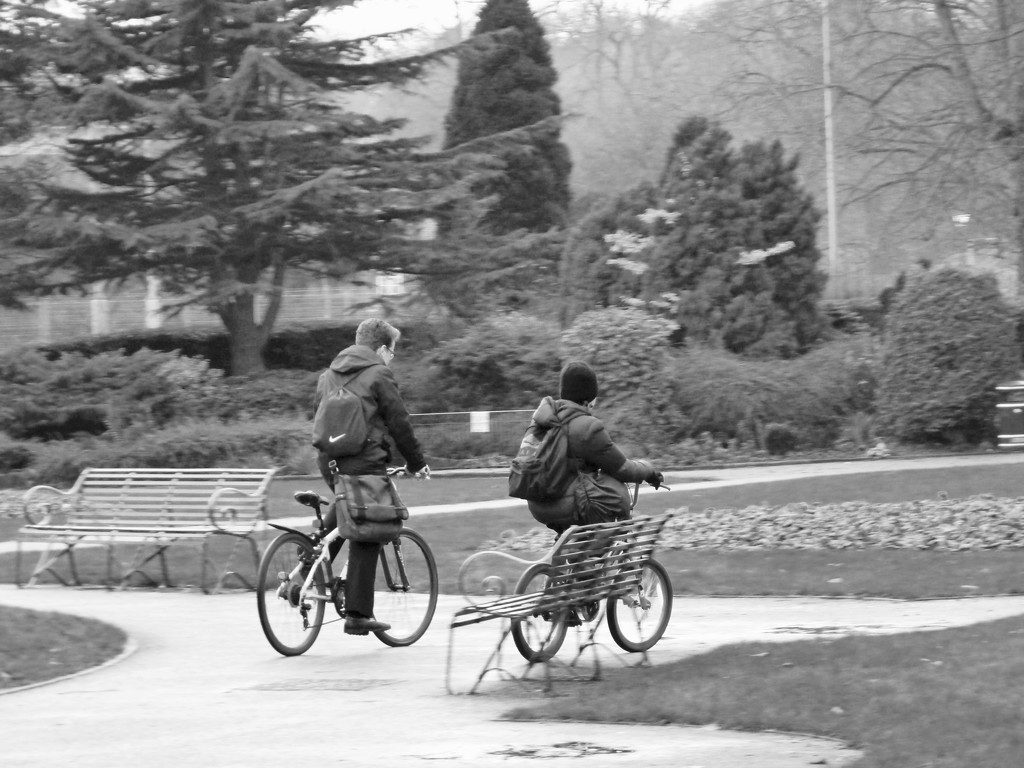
527, 360, 664, 534
312, 318, 429, 636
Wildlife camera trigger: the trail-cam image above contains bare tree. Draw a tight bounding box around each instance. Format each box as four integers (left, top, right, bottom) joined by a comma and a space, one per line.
542, 1, 725, 196
708, 0, 1024, 289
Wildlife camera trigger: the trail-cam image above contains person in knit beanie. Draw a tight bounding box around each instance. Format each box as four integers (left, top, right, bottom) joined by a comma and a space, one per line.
559, 361, 599, 405
523, 360, 664, 534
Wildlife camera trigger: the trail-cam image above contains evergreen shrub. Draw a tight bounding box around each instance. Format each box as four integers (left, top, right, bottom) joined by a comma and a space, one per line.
24, 418, 310, 487
21, 319, 440, 374
561, 307, 681, 450
33, 327, 231, 367
763, 423, 799, 455
0, 439, 32, 471
0, 348, 321, 442
668, 336, 879, 448
0, 348, 222, 439
876, 269, 1020, 444
412, 314, 562, 412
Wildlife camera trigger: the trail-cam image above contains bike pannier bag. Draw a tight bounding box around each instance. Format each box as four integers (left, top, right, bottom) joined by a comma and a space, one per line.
312, 369, 370, 459
573, 470, 631, 525
333, 474, 408, 544
508, 415, 575, 502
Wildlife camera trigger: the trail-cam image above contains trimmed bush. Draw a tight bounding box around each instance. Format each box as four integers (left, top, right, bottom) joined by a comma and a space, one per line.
561, 307, 681, 450
22, 418, 311, 487
21, 319, 442, 374
0, 439, 32, 471
0, 348, 325, 443
763, 423, 799, 455
667, 336, 879, 448
413, 314, 562, 412
0, 348, 224, 439
876, 269, 1020, 445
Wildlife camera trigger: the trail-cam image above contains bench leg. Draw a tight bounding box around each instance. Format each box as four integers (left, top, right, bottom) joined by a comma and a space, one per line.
565, 614, 643, 679
20, 541, 82, 587
447, 620, 525, 695
15, 540, 23, 588
119, 543, 173, 589
202, 533, 258, 594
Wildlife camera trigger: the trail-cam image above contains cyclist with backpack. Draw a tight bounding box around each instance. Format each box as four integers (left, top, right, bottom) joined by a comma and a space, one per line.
515, 360, 664, 534
312, 318, 429, 635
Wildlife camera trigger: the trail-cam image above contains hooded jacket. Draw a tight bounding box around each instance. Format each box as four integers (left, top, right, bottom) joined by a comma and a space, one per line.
531, 396, 652, 483
314, 345, 425, 480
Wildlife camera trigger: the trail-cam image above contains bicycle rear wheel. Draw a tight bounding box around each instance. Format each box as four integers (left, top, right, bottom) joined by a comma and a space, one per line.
606, 559, 672, 653
373, 529, 438, 647
256, 532, 330, 657
510, 563, 569, 662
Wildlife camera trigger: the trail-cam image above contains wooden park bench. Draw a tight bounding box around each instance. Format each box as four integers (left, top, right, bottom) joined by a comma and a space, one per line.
15, 467, 277, 592
446, 512, 674, 694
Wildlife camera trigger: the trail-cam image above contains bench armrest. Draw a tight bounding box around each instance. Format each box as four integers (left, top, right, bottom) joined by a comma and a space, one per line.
207, 486, 266, 532
22, 485, 75, 525
456, 549, 542, 606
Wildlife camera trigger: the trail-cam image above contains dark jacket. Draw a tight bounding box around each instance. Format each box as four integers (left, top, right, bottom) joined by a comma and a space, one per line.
526, 396, 653, 532
314, 345, 425, 481
532, 396, 652, 482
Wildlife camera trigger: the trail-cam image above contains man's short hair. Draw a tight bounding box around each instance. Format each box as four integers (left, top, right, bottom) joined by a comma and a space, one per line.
355, 318, 401, 350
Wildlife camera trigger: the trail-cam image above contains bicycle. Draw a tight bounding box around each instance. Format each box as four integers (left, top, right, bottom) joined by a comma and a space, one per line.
509, 480, 673, 661
256, 467, 439, 656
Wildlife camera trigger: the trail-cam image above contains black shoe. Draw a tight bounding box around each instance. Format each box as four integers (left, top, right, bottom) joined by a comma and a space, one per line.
344, 616, 391, 635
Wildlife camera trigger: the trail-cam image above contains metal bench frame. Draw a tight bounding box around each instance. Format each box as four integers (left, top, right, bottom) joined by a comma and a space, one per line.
16, 467, 277, 592
446, 513, 673, 694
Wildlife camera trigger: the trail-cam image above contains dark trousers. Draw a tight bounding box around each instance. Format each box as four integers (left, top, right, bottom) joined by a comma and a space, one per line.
343, 540, 381, 617
323, 477, 382, 619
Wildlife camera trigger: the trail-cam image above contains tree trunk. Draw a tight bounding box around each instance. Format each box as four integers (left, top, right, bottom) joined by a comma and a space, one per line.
218, 258, 287, 376
222, 293, 268, 376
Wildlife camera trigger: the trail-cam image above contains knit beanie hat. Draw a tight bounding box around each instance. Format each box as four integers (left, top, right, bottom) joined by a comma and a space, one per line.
559, 360, 598, 405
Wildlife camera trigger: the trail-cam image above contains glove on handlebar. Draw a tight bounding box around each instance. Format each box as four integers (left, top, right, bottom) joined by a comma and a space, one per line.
647, 471, 664, 489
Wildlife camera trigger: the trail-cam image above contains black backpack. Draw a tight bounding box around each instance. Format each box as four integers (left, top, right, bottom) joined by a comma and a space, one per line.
508, 414, 576, 502
311, 368, 371, 459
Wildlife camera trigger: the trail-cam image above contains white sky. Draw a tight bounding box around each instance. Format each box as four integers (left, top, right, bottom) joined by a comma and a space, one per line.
317, 0, 713, 39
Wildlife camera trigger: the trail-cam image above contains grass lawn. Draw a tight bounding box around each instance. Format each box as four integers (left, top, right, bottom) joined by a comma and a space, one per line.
505, 616, 1024, 768
0, 605, 126, 691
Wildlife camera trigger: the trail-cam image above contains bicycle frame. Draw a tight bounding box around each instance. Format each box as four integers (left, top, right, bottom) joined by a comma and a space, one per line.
267, 519, 412, 621
257, 469, 439, 655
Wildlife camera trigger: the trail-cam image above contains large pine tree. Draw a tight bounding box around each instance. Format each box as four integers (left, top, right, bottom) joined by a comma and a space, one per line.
443, 0, 571, 233
0, 0, 523, 373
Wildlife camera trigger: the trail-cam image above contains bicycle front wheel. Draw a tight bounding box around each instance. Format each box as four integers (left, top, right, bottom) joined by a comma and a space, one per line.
510, 563, 568, 662
256, 532, 330, 657
373, 528, 439, 647
606, 558, 672, 653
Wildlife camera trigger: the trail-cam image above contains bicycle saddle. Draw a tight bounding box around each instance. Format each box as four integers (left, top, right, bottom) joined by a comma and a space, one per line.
294, 490, 331, 509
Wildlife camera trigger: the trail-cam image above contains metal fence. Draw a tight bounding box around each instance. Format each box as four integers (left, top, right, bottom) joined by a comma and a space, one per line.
407, 410, 532, 468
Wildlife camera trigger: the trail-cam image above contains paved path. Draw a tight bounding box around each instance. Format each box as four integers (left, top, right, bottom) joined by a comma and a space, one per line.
5, 451, 1024, 767
5, 586, 1024, 767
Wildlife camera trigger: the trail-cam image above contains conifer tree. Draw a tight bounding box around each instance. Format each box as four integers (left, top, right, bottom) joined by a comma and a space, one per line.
565, 116, 825, 357
443, 0, 571, 233
0, 1, 524, 373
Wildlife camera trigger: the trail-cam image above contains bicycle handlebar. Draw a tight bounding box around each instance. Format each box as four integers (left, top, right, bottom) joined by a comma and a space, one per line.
630, 478, 671, 510
387, 465, 431, 479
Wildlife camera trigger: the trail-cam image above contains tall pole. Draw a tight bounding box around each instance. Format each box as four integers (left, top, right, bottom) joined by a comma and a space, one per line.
822, 0, 839, 280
